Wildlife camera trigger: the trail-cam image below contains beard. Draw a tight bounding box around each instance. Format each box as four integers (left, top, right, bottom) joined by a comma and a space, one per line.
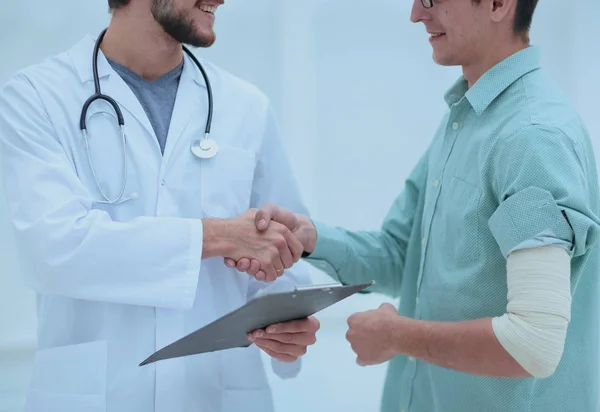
151, 0, 215, 47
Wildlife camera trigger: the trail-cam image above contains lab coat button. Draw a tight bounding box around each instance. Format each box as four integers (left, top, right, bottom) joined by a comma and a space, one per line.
452, 122, 460, 130
433, 179, 440, 187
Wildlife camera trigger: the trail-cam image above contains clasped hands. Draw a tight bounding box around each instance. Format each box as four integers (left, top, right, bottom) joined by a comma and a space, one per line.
223, 204, 404, 368
222, 204, 310, 282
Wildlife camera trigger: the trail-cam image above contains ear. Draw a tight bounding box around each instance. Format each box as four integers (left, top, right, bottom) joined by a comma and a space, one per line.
489, 0, 515, 24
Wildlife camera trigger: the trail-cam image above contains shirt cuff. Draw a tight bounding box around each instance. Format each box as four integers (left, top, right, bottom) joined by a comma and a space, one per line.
303, 220, 350, 273
488, 187, 575, 258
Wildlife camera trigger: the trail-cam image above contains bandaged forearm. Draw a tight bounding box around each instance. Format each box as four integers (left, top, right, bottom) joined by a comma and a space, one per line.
491, 246, 572, 378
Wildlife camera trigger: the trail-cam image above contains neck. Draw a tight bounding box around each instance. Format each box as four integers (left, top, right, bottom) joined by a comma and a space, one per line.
101, 8, 183, 81
463, 34, 529, 88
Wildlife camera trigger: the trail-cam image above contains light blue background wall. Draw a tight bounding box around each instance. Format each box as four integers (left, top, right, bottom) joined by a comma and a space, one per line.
0, 1, 598, 411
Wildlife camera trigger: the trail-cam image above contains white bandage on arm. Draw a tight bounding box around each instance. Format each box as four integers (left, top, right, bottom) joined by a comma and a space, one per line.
491, 245, 572, 378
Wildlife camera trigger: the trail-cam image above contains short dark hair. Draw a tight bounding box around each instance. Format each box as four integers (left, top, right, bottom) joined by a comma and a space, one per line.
513, 0, 539, 33
473, 0, 539, 34
108, 0, 130, 10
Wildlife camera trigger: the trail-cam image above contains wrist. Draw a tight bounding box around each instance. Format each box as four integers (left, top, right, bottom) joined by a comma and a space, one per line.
388, 316, 423, 358
297, 215, 317, 254
201, 218, 231, 258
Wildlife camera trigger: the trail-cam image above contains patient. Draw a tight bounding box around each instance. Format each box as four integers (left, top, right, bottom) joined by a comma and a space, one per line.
228, 1, 600, 411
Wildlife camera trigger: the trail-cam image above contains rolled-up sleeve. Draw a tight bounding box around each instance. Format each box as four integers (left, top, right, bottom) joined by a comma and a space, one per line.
486, 125, 599, 258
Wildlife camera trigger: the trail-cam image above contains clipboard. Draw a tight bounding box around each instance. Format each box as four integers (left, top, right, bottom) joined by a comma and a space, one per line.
139, 281, 374, 366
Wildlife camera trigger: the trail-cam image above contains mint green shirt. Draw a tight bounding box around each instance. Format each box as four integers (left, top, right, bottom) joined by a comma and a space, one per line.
305, 46, 600, 412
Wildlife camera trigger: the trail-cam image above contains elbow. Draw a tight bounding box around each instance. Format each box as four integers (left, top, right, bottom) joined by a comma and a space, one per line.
530, 364, 558, 380
14, 217, 94, 292
519, 345, 563, 379
526, 330, 568, 379
492, 313, 569, 380
518, 317, 570, 379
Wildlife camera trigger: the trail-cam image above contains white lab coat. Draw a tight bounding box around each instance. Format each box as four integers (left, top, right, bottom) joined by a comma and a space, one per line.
0, 34, 312, 412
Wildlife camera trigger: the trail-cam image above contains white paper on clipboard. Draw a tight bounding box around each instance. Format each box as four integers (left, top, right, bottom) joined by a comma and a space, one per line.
139, 281, 374, 366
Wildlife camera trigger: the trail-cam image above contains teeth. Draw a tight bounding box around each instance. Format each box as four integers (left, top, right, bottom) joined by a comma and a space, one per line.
199, 5, 217, 13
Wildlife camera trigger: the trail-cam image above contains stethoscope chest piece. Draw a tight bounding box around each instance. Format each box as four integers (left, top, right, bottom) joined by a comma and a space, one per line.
191, 137, 219, 159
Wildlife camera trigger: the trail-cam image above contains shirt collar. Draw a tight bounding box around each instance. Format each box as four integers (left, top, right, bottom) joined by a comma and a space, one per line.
444, 46, 541, 116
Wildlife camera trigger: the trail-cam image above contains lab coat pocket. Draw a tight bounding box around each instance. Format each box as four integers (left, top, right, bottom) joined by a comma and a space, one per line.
222, 388, 274, 412
200, 145, 256, 218
27, 340, 107, 411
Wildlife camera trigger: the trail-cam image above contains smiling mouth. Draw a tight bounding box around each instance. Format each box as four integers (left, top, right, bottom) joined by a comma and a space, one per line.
430, 33, 446, 38
197, 4, 218, 14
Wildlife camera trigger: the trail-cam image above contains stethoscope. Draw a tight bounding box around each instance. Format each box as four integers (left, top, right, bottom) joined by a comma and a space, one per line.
79, 28, 218, 204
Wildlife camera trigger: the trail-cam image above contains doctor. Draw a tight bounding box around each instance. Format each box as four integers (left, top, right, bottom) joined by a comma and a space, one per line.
0, 0, 320, 411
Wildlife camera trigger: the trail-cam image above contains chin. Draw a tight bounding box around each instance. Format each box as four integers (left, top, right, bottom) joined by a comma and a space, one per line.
432, 52, 457, 67
187, 30, 216, 48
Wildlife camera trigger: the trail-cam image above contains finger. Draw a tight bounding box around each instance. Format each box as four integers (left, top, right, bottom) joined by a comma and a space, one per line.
257, 203, 298, 231
235, 258, 251, 272
265, 317, 320, 334
273, 227, 294, 270
266, 233, 287, 279
247, 259, 260, 277
255, 203, 277, 231
380, 303, 397, 313
257, 332, 317, 346
253, 338, 308, 358
347, 312, 363, 327
283, 229, 304, 263
256, 345, 297, 363
262, 262, 279, 283
224, 258, 236, 268
255, 269, 267, 281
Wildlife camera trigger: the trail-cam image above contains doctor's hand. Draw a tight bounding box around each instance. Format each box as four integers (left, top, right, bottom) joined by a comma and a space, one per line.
247, 316, 320, 362
224, 203, 317, 278
207, 209, 303, 282
346, 303, 401, 366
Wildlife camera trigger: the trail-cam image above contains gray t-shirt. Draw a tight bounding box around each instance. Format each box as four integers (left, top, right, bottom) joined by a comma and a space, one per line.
107, 58, 183, 154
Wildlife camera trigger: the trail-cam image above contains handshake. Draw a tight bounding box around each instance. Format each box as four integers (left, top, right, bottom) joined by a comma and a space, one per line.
203, 203, 317, 282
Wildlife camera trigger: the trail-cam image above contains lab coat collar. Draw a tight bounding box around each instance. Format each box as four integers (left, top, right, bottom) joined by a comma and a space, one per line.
69, 33, 208, 89
68, 33, 209, 156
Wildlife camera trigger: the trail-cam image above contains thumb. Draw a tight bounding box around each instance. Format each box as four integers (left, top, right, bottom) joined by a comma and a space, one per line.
256, 203, 298, 232
379, 303, 398, 314
255, 204, 275, 231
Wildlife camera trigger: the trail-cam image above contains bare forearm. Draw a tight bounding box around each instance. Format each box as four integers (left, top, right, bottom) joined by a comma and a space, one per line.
392, 317, 530, 378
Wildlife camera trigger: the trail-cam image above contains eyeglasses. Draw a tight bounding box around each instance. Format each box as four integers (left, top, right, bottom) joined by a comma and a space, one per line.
421, 0, 433, 8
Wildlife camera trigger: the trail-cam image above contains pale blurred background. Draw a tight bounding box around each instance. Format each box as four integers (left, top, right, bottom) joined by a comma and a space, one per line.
0, 1, 598, 411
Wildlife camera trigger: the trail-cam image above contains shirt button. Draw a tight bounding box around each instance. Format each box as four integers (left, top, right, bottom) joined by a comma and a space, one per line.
160, 180, 166, 186
433, 179, 440, 187
422, 237, 427, 246
452, 122, 460, 130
